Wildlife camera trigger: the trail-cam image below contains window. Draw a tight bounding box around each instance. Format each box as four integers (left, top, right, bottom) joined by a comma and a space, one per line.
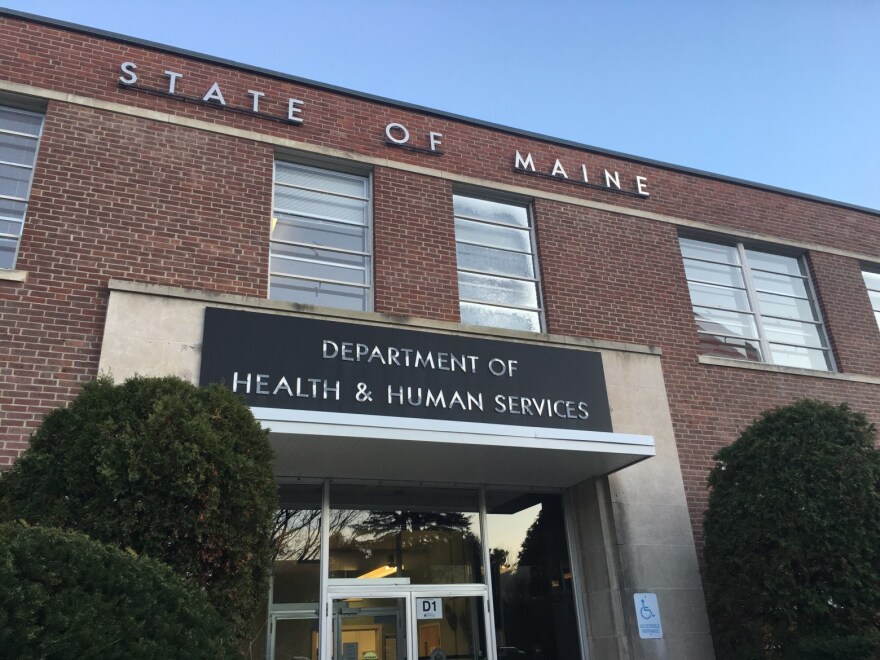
680, 237, 832, 371
270, 161, 371, 310
863, 269, 880, 331
0, 105, 43, 269
453, 194, 544, 332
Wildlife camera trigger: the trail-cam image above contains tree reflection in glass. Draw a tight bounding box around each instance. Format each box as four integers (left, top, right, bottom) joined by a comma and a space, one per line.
330, 485, 482, 585
488, 493, 580, 660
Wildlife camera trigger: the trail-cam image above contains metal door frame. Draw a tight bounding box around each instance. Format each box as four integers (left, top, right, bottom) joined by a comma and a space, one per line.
324, 583, 494, 660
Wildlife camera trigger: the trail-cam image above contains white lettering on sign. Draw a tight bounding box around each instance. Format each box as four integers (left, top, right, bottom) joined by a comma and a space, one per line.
513, 150, 650, 196
634, 593, 663, 639
416, 597, 443, 620
117, 61, 307, 124
384, 122, 444, 152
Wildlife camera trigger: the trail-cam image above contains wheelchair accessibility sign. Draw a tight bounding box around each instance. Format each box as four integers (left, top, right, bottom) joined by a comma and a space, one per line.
633, 593, 663, 639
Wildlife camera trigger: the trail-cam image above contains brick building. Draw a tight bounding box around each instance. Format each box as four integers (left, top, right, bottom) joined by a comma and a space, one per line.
2, 8, 879, 660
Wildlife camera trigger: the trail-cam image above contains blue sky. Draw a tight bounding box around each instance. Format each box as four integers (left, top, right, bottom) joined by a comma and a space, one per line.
5, 1, 879, 210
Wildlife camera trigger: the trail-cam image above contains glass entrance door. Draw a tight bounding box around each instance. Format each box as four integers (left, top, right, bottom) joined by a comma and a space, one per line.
331, 595, 408, 660
413, 592, 489, 660
327, 587, 492, 660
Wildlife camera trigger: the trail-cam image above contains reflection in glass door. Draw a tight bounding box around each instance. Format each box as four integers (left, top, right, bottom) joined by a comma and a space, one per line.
332, 596, 408, 660
415, 594, 487, 660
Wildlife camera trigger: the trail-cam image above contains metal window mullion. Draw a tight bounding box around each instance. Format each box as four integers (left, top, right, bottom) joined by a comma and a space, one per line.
693, 303, 756, 317
458, 267, 539, 283
270, 271, 370, 289
759, 312, 824, 327
697, 330, 761, 343
456, 237, 532, 256
0, 127, 41, 140
765, 338, 830, 352
273, 207, 367, 229
274, 179, 369, 202
0, 231, 21, 240
478, 488, 499, 660
0, 159, 34, 171
749, 266, 808, 281
270, 237, 369, 257
687, 278, 748, 292
454, 213, 531, 230
460, 297, 543, 313
752, 287, 811, 302
738, 243, 773, 363
271, 252, 366, 273
0, 193, 28, 203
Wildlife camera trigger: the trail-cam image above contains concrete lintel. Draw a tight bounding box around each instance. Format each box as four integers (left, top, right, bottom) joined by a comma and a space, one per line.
107, 278, 662, 357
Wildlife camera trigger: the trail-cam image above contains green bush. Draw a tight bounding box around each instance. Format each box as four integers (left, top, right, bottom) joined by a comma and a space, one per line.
0, 522, 239, 659
0, 376, 277, 641
798, 633, 880, 660
703, 399, 880, 659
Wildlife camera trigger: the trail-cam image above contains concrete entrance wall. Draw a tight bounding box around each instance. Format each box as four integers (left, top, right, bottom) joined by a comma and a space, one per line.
98, 279, 714, 659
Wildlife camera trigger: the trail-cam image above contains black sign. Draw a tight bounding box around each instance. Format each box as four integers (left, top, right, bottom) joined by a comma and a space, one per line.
199, 308, 612, 433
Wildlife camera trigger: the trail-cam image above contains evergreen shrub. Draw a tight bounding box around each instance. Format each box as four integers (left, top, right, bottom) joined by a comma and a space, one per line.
0, 523, 239, 659
0, 376, 277, 640
703, 399, 880, 659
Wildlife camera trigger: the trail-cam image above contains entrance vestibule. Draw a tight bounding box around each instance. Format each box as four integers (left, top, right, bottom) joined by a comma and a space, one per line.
265, 482, 581, 660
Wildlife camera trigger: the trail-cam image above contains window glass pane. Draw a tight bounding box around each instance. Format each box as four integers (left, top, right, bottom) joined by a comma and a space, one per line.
0, 162, 32, 199
273, 484, 323, 605
454, 218, 532, 253
459, 272, 539, 308
875, 311, 880, 329
756, 291, 817, 321
274, 186, 367, 226
453, 195, 528, 227
329, 484, 482, 585
693, 307, 758, 339
683, 258, 744, 287
270, 277, 367, 310
762, 317, 825, 348
460, 302, 541, 333
769, 344, 831, 370
0, 215, 22, 238
687, 282, 750, 312
271, 163, 371, 310
0, 107, 40, 270
0, 133, 38, 167
698, 333, 764, 362
0, 238, 16, 269
751, 270, 808, 298
272, 213, 367, 253
260, 484, 323, 660
272, 245, 368, 285
679, 237, 739, 265
276, 162, 366, 198
0, 198, 26, 220
745, 250, 802, 276
0, 107, 43, 136
862, 270, 880, 292
273, 618, 318, 660
486, 492, 581, 660
868, 289, 880, 312
457, 243, 535, 279
454, 195, 542, 332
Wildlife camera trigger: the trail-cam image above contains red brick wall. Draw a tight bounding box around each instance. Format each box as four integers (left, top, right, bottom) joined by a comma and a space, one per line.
373, 169, 460, 321
0, 101, 273, 464
1, 13, 879, 567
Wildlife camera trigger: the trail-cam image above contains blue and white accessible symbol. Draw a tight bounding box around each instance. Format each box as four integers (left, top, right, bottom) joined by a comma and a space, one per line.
633, 592, 663, 639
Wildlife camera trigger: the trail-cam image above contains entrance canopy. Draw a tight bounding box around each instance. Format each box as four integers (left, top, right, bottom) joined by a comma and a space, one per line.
258, 408, 654, 488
